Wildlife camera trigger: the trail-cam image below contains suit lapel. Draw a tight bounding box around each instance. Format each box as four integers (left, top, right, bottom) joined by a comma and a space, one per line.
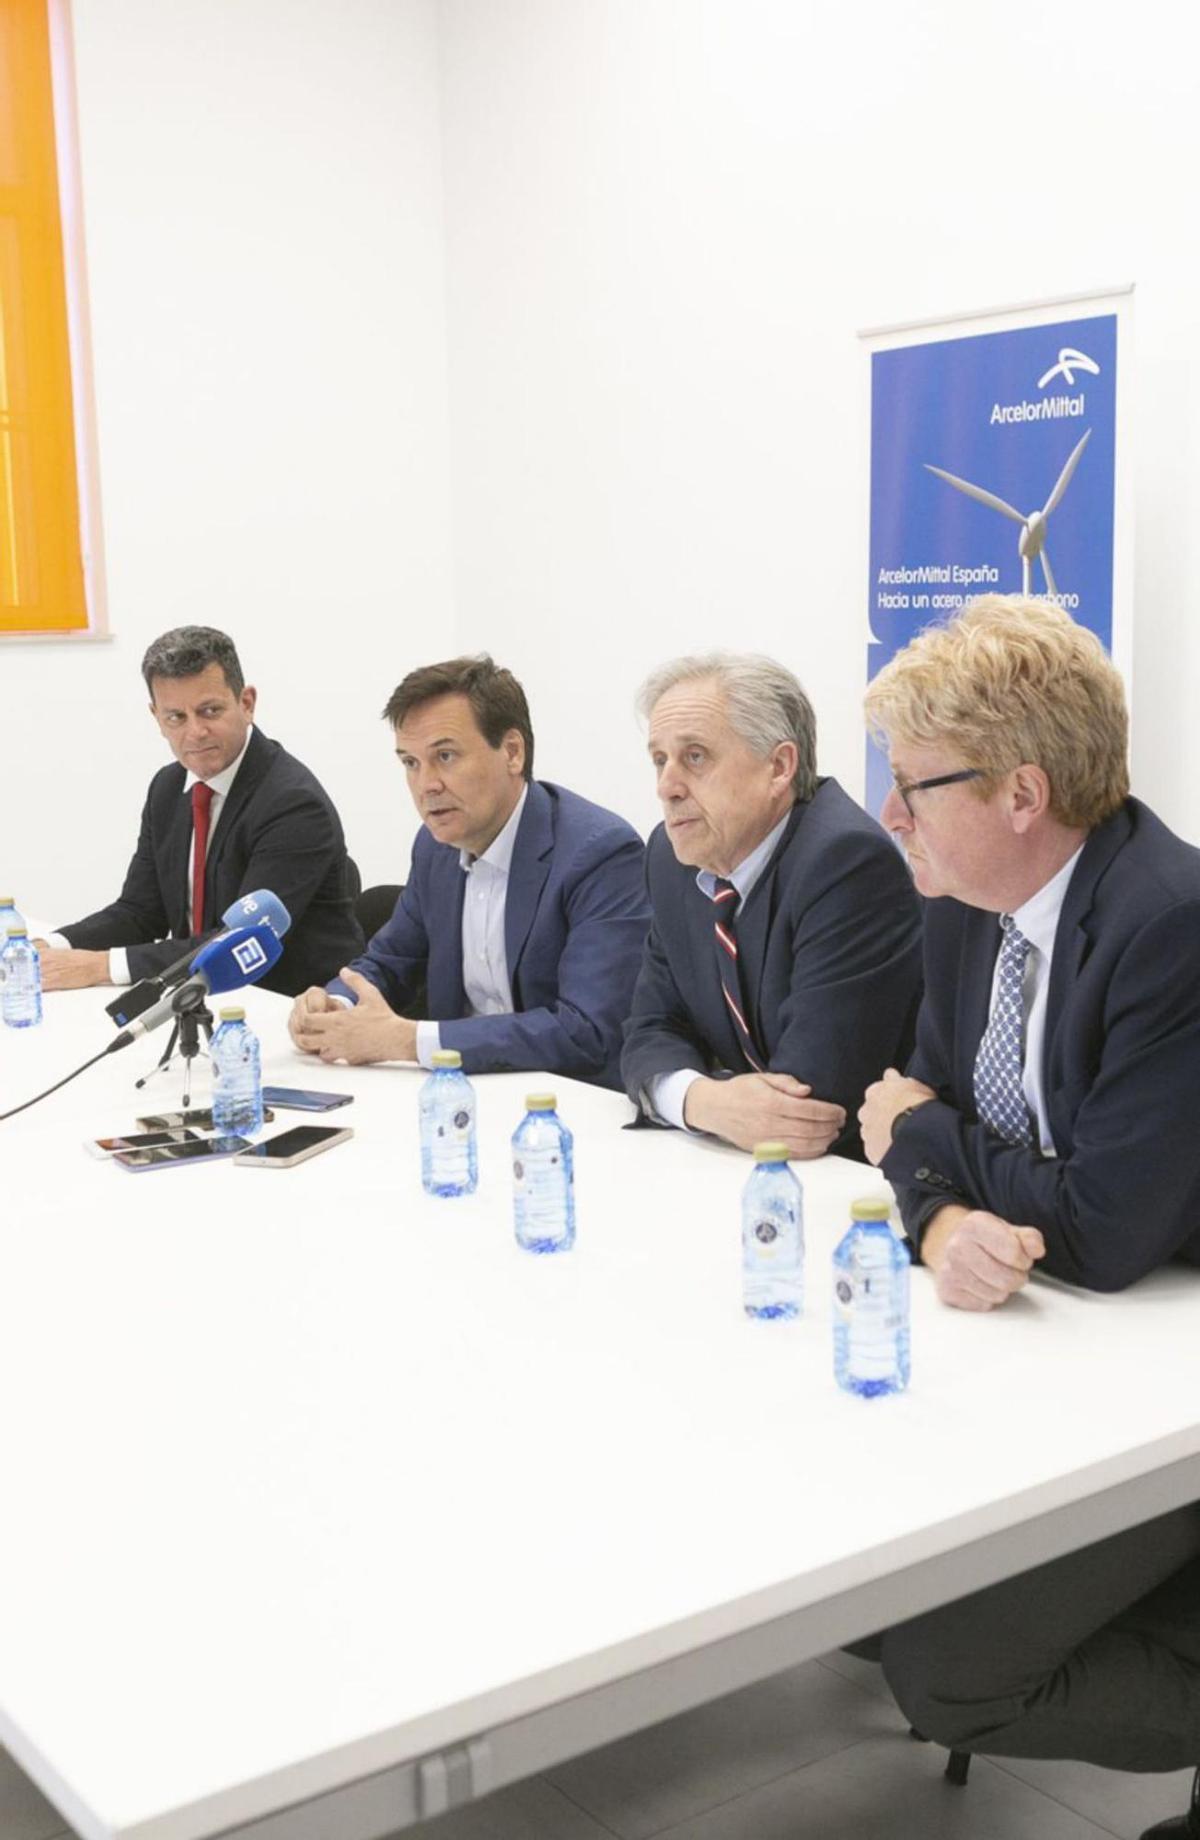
428, 847, 468, 1016
735, 804, 805, 1055
504, 783, 553, 993
203, 730, 270, 912
956, 909, 1001, 1101
1043, 805, 1130, 1086
164, 773, 194, 936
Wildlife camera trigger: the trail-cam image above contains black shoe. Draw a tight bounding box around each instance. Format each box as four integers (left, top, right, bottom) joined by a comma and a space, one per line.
1140, 1770, 1200, 1838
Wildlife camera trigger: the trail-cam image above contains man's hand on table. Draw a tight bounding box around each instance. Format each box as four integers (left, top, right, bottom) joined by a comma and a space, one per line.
683, 1071, 845, 1159
288, 969, 419, 1065
34, 946, 112, 991
921, 1205, 1046, 1311
858, 1066, 936, 1165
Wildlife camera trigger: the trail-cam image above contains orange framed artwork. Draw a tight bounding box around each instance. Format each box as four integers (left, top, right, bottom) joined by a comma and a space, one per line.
0, 0, 103, 637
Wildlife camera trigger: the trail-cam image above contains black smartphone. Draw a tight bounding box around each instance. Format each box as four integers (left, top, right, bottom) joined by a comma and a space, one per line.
113, 1136, 251, 1172
260, 1087, 354, 1112
136, 1107, 274, 1131
233, 1125, 354, 1168
88, 1129, 201, 1158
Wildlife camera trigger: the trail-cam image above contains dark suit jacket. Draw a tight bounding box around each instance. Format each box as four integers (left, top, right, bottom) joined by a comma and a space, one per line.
882, 798, 1200, 1289
331, 779, 649, 1088
60, 726, 363, 997
620, 779, 924, 1157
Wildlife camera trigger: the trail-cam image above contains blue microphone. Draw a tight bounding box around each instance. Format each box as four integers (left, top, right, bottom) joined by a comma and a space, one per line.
107, 926, 284, 1051
106, 890, 292, 1028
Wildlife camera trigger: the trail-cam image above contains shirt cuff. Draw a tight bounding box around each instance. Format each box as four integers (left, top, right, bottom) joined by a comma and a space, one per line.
45, 931, 70, 951
329, 994, 353, 1010
645, 1068, 704, 1131
109, 949, 131, 985
415, 1020, 441, 1069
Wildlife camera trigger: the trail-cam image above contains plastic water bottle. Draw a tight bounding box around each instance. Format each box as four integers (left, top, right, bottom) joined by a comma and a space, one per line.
0, 926, 42, 1028
0, 897, 26, 936
833, 1198, 911, 1397
742, 1141, 804, 1319
512, 1093, 575, 1253
210, 1006, 264, 1137
419, 1049, 478, 1197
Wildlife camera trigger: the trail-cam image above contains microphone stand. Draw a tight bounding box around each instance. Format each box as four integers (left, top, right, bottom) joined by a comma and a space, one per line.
134, 985, 215, 1106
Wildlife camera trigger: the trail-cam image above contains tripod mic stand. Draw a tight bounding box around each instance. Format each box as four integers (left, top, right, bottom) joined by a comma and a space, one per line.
134, 985, 215, 1105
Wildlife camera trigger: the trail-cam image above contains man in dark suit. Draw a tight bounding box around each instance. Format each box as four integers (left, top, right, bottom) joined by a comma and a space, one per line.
288, 655, 648, 1088
857, 596, 1200, 1836
40, 626, 362, 999
620, 652, 923, 1159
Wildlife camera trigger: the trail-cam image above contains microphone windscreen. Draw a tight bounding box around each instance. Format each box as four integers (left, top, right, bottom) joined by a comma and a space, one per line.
219, 889, 292, 940
191, 925, 284, 996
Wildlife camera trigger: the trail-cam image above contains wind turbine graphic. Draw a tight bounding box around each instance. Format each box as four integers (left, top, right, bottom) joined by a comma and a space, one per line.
924, 428, 1091, 598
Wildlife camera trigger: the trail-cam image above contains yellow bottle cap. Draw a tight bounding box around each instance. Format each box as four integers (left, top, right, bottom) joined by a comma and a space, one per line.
219, 1006, 246, 1021
753, 1141, 790, 1162
525, 1093, 557, 1111
432, 1049, 463, 1068
851, 1197, 892, 1222
5, 925, 28, 938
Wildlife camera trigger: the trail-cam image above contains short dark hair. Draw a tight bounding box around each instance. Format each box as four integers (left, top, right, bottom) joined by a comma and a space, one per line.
141, 626, 245, 696
382, 655, 535, 781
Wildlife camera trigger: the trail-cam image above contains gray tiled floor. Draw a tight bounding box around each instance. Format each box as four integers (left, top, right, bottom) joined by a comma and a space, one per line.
4, 1655, 1193, 1840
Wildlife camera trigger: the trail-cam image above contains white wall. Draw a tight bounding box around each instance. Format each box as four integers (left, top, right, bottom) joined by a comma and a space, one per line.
8, 0, 452, 920
9, 0, 1200, 934
438, 0, 1200, 844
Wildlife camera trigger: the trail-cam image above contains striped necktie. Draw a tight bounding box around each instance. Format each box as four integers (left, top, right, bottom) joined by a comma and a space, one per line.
712, 877, 764, 1072
973, 913, 1034, 1146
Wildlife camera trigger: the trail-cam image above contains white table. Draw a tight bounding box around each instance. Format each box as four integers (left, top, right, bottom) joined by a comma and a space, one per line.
2, 985, 1199, 1840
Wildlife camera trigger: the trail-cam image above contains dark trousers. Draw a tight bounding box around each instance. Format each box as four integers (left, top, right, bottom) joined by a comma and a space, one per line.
881, 1505, 1200, 1772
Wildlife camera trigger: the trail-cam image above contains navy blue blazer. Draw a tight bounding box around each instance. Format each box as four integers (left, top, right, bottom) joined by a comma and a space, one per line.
883, 798, 1200, 1289
620, 779, 924, 1157
332, 780, 649, 1088
60, 726, 363, 997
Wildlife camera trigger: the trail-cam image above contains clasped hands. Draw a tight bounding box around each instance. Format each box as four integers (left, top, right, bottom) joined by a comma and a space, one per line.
859, 1067, 1045, 1311
288, 970, 419, 1065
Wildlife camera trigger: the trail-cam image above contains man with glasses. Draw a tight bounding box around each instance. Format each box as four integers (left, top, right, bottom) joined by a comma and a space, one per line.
858, 600, 1200, 1831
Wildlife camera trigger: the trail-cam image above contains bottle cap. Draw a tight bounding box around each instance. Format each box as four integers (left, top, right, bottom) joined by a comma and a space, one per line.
0, 897, 13, 905
525, 1092, 557, 1111
5, 925, 28, 939
851, 1196, 892, 1222
431, 1049, 463, 1068
753, 1140, 790, 1162
219, 1005, 246, 1021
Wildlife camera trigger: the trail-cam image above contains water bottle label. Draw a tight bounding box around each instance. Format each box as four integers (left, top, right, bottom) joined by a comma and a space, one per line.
452, 1109, 471, 1132
753, 1218, 778, 1250
834, 1276, 854, 1319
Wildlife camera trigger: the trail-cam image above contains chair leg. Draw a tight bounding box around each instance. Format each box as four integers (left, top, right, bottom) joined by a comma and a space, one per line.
945, 1749, 972, 1786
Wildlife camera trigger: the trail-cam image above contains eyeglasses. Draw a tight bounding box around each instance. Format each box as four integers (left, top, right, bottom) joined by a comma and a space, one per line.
891, 767, 987, 816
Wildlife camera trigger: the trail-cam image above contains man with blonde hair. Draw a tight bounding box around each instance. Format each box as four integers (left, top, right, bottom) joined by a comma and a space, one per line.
858, 596, 1200, 1835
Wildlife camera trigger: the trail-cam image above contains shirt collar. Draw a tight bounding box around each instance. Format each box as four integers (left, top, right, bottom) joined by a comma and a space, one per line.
1009, 842, 1085, 961
183, 725, 254, 799
461, 783, 528, 875
696, 807, 792, 905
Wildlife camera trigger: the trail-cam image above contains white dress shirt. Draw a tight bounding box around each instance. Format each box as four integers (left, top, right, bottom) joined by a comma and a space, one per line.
412, 785, 529, 1068
647, 809, 793, 1130
989, 843, 1084, 1157
50, 728, 255, 985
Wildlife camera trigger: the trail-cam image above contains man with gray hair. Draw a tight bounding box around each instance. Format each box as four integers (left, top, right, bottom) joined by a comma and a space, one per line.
38, 625, 362, 997
621, 652, 922, 1158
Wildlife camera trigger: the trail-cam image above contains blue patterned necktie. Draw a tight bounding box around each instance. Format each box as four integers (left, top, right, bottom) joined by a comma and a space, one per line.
711, 877, 765, 1072
973, 913, 1033, 1146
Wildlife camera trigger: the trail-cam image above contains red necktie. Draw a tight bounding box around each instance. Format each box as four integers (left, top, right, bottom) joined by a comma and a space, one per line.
191, 782, 214, 934
712, 877, 765, 1071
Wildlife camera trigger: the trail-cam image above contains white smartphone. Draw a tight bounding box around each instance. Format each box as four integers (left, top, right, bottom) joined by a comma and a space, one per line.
113, 1136, 251, 1171
232, 1125, 354, 1169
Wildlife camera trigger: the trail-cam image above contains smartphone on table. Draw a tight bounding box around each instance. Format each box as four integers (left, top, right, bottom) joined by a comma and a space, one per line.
260, 1087, 353, 1113
136, 1107, 275, 1131
88, 1129, 201, 1158
113, 1136, 251, 1171
233, 1125, 354, 1168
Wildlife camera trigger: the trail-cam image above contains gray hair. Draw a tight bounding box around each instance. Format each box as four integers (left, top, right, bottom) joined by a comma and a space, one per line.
637, 652, 817, 801
141, 626, 245, 696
